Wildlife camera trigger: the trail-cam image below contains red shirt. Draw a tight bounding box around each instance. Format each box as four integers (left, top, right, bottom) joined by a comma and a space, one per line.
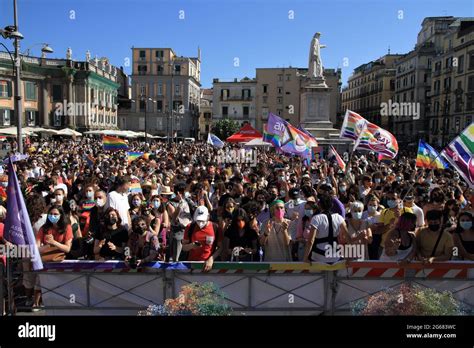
36, 225, 74, 245
184, 222, 217, 261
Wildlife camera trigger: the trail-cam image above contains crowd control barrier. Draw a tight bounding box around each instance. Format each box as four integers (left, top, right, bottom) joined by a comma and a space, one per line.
27, 260, 474, 315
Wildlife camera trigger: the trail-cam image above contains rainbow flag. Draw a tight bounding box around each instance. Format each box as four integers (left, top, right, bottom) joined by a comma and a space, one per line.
441, 123, 474, 188
130, 180, 142, 193
143, 153, 150, 161
340, 110, 398, 159
127, 151, 143, 164
103, 136, 128, 151
416, 140, 448, 169
328, 145, 346, 172
265, 113, 315, 159
378, 153, 395, 165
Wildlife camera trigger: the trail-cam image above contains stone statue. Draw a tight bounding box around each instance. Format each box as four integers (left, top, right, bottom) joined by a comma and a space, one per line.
86, 50, 91, 62
308, 32, 326, 79
66, 47, 72, 60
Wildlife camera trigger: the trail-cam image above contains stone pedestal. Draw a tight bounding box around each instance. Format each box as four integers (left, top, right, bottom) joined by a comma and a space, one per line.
300, 77, 338, 138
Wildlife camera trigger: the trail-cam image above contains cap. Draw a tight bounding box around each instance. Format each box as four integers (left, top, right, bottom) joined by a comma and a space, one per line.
289, 187, 300, 198
194, 206, 209, 222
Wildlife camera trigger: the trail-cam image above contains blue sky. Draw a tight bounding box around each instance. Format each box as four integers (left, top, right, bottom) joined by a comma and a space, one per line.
1, 0, 472, 87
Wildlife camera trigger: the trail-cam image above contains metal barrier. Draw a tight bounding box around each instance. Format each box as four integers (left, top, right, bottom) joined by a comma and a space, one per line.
18, 260, 474, 315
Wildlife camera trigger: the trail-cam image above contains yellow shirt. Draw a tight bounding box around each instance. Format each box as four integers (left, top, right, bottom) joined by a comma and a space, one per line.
416, 228, 454, 259
380, 207, 413, 246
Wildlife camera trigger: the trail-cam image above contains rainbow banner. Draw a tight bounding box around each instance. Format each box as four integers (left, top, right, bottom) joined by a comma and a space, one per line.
130, 180, 142, 193
441, 123, 474, 188
127, 151, 144, 164
328, 145, 346, 172
103, 136, 128, 151
143, 153, 150, 161
340, 110, 398, 159
265, 113, 316, 159
416, 140, 448, 169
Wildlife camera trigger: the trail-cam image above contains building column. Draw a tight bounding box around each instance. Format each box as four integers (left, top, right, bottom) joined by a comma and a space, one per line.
67, 74, 74, 127
41, 80, 49, 126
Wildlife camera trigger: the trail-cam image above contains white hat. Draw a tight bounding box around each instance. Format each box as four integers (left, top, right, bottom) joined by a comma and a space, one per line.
193, 205, 209, 222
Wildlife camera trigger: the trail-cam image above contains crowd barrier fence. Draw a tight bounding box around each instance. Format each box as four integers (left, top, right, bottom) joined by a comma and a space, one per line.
10, 260, 474, 315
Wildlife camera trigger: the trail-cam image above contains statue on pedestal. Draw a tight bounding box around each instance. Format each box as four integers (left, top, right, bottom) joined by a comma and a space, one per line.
308, 32, 326, 80
66, 47, 72, 60
86, 50, 91, 62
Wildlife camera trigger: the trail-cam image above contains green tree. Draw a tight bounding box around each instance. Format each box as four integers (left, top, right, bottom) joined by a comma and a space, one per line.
212, 119, 240, 140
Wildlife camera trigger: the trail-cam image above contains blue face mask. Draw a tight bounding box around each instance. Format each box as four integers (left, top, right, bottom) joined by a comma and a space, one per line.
374, 178, 381, 184
48, 214, 60, 224
153, 201, 161, 209
305, 209, 313, 217
460, 221, 472, 230
353, 212, 363, 220
387, 200, 397, 208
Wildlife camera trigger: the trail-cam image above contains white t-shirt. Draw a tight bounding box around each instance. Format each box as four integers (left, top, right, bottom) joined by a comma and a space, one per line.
107, 191, 130, 230
310, 213, 345, 263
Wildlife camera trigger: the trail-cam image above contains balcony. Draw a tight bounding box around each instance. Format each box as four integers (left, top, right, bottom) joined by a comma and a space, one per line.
219, 96, 253, 101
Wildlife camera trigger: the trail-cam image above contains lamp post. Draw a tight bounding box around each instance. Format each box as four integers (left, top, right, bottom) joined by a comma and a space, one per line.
132, 95, 155, 144
0, 0, 24, 153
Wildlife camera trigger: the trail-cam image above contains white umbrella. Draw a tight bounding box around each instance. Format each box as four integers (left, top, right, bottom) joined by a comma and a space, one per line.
244, 137, 272, 147
0, 127, 34, 136
57, 128, 82, 136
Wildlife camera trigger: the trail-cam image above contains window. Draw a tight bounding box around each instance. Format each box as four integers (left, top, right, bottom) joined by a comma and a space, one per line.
468, 76, 474, 92
286, 74, 291, 81
424, 73, 428, 83
52, 85, 62, 102
242, 89, 251, 99
140, 100, 146, 110
155, 50, 163, 58
243, 106, 249, 117
262, 107, 269, 120
277, 97, 283, 104
138, 65, 147, 74
469, 51, 474, 70
0, 109, 12, 126
222, 106, 228, 116
277, 109, 283, 116
278, 75, 283, 81
174, 65, 181, 75
467, 94, 474, 111
467, 115, 472, 127
139, 50, 146, 58
25, 110, 37, 126
458, 55, 464, 74
0, 80, 11, 98
277, 87, 283, 94
221, 89, 229, 100
427, 58, 432, 69
156, 100, 163, 112
25, 82, 37, 100
140, 84, 146, 96
263, 85, 268, 94
410, 91, 414, 101
175, 84, 180, 95
157, 65, 163, 75
262, 96, 267, 104
158, 84, 163, 96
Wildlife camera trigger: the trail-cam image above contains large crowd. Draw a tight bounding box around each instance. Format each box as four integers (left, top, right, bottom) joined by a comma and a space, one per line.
0, 136, 473, 310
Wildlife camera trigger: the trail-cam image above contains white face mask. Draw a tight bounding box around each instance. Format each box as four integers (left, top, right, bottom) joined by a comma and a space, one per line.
197, 221, 207, 229
96, 198, 106, 207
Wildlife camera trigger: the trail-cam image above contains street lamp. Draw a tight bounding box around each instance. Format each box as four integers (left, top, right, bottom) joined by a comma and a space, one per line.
131, 95, 156, 144
0, 0, 24, 153
24, 43, 54, 58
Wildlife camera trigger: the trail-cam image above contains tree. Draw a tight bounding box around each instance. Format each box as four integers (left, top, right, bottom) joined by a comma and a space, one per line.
212, 119, 240, 140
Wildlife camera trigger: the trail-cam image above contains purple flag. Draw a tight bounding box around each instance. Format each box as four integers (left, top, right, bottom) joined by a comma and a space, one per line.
3, 157, 43, 270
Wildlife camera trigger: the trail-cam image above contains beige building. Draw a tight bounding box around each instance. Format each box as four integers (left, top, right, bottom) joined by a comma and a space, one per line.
212, 77, 257, 127
341, 54, 402, 129
255, 67, 341, 132
118, 47, 201, 137
0, 50, 119, 130
393, 16, 461, 147
199, 88, 213, 139
429, 18, 474, 147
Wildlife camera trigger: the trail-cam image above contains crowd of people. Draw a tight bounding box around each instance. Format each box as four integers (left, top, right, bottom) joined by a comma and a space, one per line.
0, 135, 473, 310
